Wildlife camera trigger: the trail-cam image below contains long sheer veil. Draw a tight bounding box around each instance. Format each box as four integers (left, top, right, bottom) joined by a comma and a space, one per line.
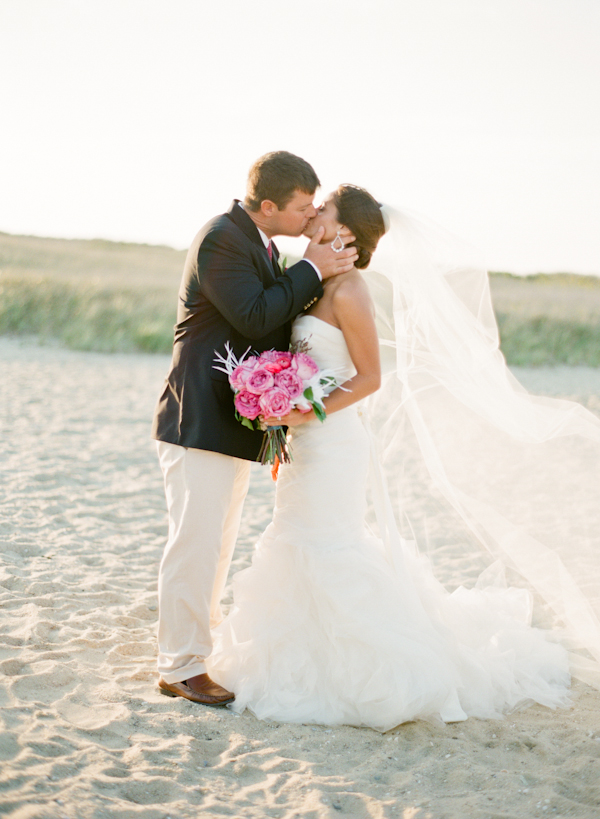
363, 206, 600, 688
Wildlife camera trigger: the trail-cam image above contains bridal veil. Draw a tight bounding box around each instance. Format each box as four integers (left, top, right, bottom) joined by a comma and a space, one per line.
363, 206, 600, 688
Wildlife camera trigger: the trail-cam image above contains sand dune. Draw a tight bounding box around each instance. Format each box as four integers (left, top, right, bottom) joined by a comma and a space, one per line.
1, 337, 599, 818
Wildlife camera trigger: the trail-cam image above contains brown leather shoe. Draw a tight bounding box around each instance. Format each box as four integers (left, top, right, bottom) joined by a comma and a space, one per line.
158, 673, 235, 706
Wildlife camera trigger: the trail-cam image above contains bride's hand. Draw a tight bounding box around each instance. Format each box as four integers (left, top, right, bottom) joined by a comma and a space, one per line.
264, 409, 313, 428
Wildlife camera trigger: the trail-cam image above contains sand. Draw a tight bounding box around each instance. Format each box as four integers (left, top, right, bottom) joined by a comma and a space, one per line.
1, 336, 600, 819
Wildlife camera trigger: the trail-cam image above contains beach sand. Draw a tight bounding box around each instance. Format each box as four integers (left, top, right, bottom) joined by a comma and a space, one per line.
1, 336, 600, 819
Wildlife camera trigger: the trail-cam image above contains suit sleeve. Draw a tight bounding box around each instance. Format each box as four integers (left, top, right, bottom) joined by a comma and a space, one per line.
197, 228, 323, 339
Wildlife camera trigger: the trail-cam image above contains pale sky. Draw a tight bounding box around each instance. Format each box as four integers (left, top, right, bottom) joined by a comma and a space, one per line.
1, 0, 599, 274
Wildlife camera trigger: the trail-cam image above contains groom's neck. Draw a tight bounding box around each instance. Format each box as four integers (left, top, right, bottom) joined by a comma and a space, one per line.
243, 205, 276, 239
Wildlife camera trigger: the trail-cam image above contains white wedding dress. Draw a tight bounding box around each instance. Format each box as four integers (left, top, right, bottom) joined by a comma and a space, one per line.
207, 315, 571, 731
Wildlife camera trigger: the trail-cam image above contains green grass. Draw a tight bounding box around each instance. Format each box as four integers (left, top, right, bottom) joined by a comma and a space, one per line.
495, 313, 600, 366
0, 278, 176, 354
0, 231, 182, 353
490, 271, 600, 366
1, 232, 599, 365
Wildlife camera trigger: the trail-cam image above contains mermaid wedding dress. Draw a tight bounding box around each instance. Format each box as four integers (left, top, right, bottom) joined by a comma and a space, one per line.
207, 314, 571, 731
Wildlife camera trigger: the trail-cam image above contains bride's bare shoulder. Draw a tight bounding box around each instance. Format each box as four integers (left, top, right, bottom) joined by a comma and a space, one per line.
331, 271, 374, 315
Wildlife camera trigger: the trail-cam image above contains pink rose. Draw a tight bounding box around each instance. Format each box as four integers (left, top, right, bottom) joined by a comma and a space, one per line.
258, 350, 279, 362
274, 369, 304, 399
229, 357, 259, 391
234, 389, 261, 420
246, 366, 275, 394
258, 351, 292, 373
262, 361, 284, 374
258, 387, 293, 419
272, 352, 293, 369
291, 352, 319, 381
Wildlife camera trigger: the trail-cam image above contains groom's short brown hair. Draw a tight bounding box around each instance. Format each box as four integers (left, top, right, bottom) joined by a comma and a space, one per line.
244, 151, 320, 212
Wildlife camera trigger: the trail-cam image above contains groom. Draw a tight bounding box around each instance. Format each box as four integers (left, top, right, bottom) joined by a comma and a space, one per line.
151, 151, 358, 705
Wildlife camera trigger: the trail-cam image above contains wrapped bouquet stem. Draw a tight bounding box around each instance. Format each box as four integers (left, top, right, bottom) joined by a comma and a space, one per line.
258, 425, 290, 465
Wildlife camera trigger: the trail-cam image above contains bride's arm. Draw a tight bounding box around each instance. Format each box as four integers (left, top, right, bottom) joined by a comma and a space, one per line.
272, 277, 381, 427
322, 278, 381, 413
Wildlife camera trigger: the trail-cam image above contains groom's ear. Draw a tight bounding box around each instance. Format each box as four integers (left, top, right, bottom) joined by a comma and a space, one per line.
260, 200, 278, 217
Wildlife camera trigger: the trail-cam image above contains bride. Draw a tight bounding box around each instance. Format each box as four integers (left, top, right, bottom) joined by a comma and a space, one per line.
207, 185, 600, 730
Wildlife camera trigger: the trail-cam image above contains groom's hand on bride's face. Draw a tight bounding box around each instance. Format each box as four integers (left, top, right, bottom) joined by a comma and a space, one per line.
303, 226, 359, 279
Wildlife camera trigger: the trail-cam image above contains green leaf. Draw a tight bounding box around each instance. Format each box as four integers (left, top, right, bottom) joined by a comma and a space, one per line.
303, 386, 314, 401
240, 416, 256, 431
313, 403, 327, 423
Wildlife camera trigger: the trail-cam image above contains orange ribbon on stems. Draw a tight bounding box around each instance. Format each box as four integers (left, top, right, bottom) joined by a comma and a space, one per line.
271, 455, 280, 481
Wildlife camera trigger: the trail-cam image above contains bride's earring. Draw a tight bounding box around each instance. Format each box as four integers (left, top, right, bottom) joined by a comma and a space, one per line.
330, 231, 345, 253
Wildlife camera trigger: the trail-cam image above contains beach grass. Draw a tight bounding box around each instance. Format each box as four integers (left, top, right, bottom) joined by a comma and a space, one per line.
0, 230, 183, 354
0, 278, 176, 353
495, 313, 600, 366
491, 272, 600, 366
1, 232, 599, 365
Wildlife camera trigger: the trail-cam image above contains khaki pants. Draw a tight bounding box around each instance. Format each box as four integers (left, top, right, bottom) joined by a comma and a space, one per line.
156, 441, 251, 683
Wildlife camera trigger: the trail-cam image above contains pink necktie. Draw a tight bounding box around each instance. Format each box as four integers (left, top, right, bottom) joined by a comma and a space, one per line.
267, 241, 273, 260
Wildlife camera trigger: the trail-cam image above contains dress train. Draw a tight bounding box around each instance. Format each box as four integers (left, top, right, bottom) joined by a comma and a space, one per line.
207, 316, 571, 730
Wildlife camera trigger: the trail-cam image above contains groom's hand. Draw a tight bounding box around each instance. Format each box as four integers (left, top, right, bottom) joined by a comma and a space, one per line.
303, 227, 359, 279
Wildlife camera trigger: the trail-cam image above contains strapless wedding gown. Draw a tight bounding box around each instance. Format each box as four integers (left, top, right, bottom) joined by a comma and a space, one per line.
207, 315, 571, 730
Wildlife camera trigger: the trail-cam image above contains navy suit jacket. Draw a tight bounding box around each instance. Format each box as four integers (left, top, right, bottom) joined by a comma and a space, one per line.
151, 201, 323, 460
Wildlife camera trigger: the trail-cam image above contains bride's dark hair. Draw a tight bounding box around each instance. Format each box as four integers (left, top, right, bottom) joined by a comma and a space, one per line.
333, 184, 386, 269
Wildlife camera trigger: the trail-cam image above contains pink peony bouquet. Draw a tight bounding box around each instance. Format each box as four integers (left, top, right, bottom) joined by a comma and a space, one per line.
214, 341, 340, 465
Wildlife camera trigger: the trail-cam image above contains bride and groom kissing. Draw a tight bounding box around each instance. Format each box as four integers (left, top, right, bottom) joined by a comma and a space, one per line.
151, 149, 589, 729
151, 151, 363, 707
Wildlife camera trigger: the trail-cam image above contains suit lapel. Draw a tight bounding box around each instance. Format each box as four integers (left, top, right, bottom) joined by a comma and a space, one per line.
226, 200, 278, 282
226, 200, 270, 251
